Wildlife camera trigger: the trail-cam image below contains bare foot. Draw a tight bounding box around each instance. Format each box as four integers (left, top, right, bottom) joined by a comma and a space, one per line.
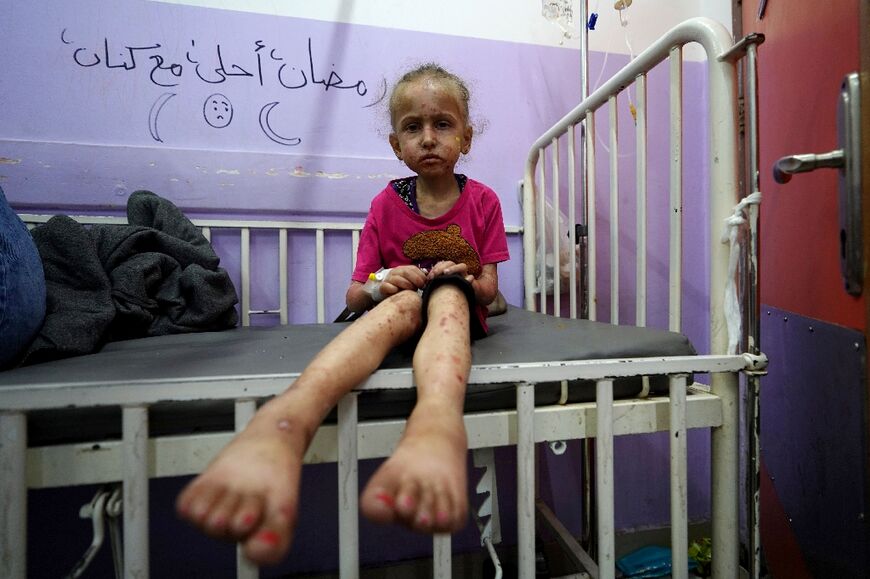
175, 402, 315, 566
360, 400, 469, 533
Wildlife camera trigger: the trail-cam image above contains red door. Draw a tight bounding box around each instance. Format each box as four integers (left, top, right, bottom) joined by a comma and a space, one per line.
751, 2, 865, 329
742, 0, 869, 576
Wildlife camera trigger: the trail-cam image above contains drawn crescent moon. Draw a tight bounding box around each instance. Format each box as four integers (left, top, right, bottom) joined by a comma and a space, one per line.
363, 78, 388, 109
259, 102, 302, 146
148, 92, 177, 143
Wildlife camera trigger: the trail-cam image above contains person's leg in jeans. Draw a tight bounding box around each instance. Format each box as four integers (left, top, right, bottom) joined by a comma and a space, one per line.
0, 186, 46, 369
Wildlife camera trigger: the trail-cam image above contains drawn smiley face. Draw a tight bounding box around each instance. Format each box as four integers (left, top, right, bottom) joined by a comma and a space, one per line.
203, 93, 233, 128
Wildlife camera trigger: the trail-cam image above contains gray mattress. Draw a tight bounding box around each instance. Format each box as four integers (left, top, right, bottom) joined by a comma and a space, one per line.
0, 306, 696, 445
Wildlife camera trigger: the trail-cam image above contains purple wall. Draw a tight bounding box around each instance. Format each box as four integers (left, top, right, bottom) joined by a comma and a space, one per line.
1, 0, 585, 309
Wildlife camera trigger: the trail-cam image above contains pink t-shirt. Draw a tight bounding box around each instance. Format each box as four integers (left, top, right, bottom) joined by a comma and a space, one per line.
352, 177, 510, 331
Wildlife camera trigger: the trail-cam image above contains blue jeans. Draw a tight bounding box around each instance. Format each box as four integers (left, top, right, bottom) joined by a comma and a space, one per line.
0, 187, 45, 369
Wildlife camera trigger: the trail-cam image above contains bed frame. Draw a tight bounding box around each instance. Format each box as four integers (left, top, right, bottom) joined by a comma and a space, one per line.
1, 17, 759, 579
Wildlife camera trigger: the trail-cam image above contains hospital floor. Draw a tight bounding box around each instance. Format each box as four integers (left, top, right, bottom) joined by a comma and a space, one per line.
286, 523, 754, 578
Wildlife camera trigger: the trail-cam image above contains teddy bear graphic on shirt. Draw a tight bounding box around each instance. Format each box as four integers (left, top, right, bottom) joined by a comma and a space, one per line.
402, 224, 482, 277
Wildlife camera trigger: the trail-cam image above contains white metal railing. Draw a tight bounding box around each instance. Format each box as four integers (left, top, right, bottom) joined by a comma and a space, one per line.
522, 16, 740, 579
1, 354, 745, 578
12, 212, 525, 577
20, 213, 520, 326
21, 214, 364, 325
522, 17, 738, 348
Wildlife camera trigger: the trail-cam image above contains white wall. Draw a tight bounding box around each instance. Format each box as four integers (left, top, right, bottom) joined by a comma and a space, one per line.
150, 0, 585, 48
152, 0, 732, 60
587, 0, 732, 60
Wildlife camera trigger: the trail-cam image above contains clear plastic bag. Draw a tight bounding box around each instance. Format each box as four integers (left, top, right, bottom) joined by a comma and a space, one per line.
536, 196, 581, 295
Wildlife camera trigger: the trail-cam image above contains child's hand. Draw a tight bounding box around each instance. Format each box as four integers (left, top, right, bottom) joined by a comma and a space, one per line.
429, 262, 499, 307
380, 265, 428, 297
427, 261, 474, 284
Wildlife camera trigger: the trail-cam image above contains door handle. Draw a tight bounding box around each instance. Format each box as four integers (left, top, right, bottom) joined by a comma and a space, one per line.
773, 150, 843, 184
772, 73, 863, 296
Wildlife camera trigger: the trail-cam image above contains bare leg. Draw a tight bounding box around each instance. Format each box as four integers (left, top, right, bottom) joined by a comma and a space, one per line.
176, 291, 423, 565
360, 283, 471, 533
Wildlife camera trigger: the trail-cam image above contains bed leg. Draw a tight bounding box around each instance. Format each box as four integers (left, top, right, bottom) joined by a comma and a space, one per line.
669, 375, 689, 579
337, 393, 359, 579
516, 382, 535, 579
711, 372, 739, 578
433, 533, 452, 578
234, 400, 259, 579
0, 412, 26, 579
595, 379, 615, 579
122, 405, 149, 579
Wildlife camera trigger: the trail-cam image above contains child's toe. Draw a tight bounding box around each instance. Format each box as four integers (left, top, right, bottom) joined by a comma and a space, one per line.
180, 483, 223, 526
231, 494, 264, 535
241, 519, 293, 566
361, 487, 399, 524
205, 492, 241, 536
395, 481, 421, 521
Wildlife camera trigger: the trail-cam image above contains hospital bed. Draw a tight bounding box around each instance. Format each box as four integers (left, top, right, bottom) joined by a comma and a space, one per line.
1, 17, 761, 579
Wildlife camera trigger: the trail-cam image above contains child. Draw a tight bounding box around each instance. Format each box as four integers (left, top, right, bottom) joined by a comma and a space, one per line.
176, 63, 509, 566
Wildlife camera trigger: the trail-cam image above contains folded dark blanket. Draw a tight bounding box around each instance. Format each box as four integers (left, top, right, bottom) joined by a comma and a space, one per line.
23, 191, 238, 365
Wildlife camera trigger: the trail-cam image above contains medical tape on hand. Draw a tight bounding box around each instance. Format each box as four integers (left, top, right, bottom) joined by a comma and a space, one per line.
363, 268, 392, 303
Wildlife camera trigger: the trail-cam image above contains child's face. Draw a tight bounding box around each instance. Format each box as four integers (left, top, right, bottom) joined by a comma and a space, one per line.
389, 78, 473, 180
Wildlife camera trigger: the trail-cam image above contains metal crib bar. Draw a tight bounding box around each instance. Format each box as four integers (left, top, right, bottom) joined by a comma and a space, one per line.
279, 229, 288, 325
537, 154, 547, 314
635, 73, 648, 328
707, 19, 740, 577
122, 405, 149, 579
522, 163, 537, 312
315, 229, 325, 323
567, 125, 578, 319
668, 47, 684, 333
433, 534, 451, 578
235, 400, 259, 579
516, 382, 536, 579
669, 375, 689, 579
608, 95, 619, 325
711, 373, 740, 578
551, 138, 563, 315
523, 20, 736, 234
201, 226, 211, 242
745, 39, 764, 579
578, 0, 589, 322
351, 230, 360, 270
0, 412, 27, 579
595, 379, 615, 579
586, 111, 597, 322
337, 393, 359, 579
241, 228, 252, 327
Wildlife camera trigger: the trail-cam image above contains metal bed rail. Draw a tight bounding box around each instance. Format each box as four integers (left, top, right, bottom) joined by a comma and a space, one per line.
521, 17, 740, 579
10, 212, 529, 578
1, 353, 747, 579
20, 214, 363, 326
522, 15, 738, 341
20, 212, 519, 326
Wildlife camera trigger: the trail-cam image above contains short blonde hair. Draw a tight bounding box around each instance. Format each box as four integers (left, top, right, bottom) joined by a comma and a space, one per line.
389, 63, 471, 128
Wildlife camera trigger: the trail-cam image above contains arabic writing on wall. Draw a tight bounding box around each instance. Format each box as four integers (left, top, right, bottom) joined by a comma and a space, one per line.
61, 30, 380, 145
